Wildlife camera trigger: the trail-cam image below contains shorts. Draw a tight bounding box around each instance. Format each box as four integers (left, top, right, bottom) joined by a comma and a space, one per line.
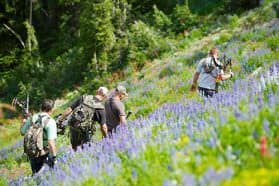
198, 87, 216, 98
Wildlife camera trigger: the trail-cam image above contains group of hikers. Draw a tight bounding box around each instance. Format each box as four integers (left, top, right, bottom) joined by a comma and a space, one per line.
20, 85, 128, 174
19, 47, 234, 175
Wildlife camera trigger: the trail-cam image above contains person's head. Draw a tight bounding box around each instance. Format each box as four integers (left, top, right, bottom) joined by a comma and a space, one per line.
41, 99, 54, 113
96, 86, 109, 100
115, 85, 128, 100
209, 47, 219, 59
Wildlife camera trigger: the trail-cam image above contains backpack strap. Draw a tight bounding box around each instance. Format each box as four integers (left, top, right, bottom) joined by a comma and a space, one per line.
35, 114, 50, 128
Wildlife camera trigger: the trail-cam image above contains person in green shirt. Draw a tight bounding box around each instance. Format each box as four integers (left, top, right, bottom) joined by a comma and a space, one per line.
20, 99, 57, 175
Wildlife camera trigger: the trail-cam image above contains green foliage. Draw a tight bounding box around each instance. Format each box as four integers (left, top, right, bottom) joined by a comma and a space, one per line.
158, 63, 181, 79
189, 28, 203, 39
189, 0, 221, 14
215, 33, 233, 45
152, 5, 172, 33
0, 0, 276, 113
24, 22, 38, 52
127, 21, 169, 69
0, 176, 8, 186
267, 35, 279, 51
240, 29, 269, 42
227, 15, 239, 29
171, 1, 199, 34
80, 0, 116, 73
218, 0, 261, 14
128, 0, 182, 15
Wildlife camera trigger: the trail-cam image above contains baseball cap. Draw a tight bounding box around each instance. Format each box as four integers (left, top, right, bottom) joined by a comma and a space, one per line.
97, 86, 109, 97
116, 85, 128, 96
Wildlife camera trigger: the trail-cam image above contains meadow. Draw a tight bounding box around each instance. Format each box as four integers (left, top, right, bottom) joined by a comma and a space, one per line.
0, 1, 279, 185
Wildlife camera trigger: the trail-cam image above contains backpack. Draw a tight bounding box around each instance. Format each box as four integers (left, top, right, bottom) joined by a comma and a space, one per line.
24, 115, 49, 158
69, 95, 104, 132
202, 57, 223, 73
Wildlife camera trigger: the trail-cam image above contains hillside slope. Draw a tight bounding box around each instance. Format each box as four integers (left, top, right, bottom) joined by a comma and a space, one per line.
0, 2, 279, 185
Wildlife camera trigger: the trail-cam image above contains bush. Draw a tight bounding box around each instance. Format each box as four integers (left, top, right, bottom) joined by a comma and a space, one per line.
267, 35, 279, 51
216, 33, 233, 45
190, 28, 203, 40
228, 14, 239, 29
128, 21, 170, 69
152, 5, 172, 33
218, 0, 261, 14
171, 2, 199, 34
158, 65, 177, 79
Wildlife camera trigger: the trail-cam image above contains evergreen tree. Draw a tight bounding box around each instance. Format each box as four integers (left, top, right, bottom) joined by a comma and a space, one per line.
80, 0, 116, 74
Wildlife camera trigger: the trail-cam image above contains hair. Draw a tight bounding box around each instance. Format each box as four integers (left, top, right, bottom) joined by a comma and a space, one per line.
41, 99, 54, 112
96, 86, 108, 97
209, 47, 219, 56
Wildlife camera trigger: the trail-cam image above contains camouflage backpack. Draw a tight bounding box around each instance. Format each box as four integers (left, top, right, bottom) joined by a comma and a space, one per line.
24, 115, 49, 158
69, 95, 104, 131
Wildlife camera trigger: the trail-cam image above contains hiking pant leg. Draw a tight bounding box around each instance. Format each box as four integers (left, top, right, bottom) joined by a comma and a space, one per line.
30, 154, 48, 174
70, 128, 89, 150
70, 128, 82, 150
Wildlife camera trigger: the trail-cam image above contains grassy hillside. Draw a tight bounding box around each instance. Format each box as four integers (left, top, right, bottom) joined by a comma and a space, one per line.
0, 1, 279, 185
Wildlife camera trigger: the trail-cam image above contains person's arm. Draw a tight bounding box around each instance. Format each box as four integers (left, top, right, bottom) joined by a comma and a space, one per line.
221, 71, 234, 81
59, 97, 81, 121
45, 119, 57, 156
20, 117, 32, 135
96, 109, 108, 138
191, 59, 204, 91
48, 139, 57, 157
59, 107, 72, 121
118, 102, 126, 125
190, 72, 200, 91
119, 115, 126, 125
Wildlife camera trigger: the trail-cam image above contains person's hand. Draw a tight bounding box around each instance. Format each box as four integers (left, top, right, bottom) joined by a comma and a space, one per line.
47, 155, 57, 168
230, 71, 234, 78
190, 84, 197, 92
101, 124, 108, 138
57, 115, 64, 123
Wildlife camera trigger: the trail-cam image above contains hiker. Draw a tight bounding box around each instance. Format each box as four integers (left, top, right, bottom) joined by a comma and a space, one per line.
58, 87, 108, 151
20, 99, 57, 175
190, 47, 234, 97
105, 85, 128, 135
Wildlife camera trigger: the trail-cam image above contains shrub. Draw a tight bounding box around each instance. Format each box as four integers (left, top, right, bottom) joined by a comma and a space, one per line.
218, 0, 261, 14
267, 35, 279, 51
171, 2, 198, 34
158, 65, 177, 79
228, 14, 239, 29
239, 28, 268, 43
190, 28, 203, 40
216, 33, 233, 45
152, 5, 172, 33
128, 21, 170, 69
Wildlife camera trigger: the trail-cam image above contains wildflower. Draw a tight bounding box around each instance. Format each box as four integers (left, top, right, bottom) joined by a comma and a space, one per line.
263, 119, 270, 134
260, 136, 268, 157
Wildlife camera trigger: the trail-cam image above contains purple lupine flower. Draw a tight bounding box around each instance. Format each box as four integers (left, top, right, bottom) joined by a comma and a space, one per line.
182, 173, 196, 186
263, 119, 270, 134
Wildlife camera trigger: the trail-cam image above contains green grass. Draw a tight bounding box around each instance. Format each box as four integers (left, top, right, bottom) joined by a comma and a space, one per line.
0, 122, 22, 149
0, 1, 278, 184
